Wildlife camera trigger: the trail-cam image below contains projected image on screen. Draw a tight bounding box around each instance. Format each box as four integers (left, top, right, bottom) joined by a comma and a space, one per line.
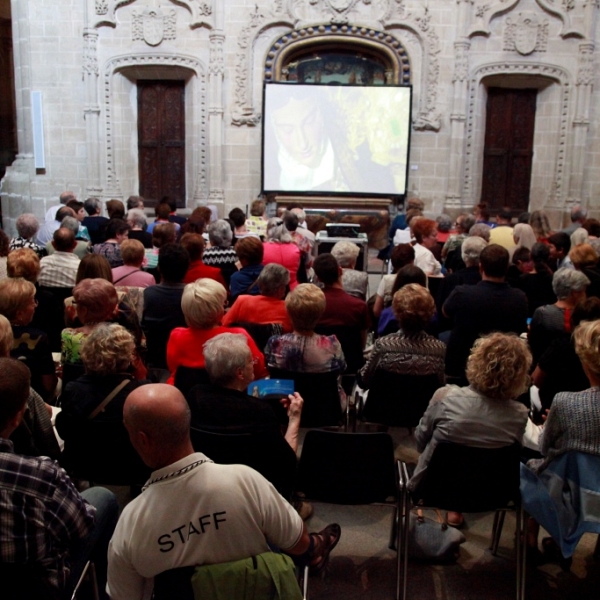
262, 83, 412, 196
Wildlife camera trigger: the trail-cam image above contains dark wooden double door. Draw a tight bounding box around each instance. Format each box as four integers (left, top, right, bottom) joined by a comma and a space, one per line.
481, 87, 537, 214
138, 80, 185, 208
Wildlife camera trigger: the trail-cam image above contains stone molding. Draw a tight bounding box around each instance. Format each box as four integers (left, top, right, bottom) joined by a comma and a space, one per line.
463, 62, 571, 206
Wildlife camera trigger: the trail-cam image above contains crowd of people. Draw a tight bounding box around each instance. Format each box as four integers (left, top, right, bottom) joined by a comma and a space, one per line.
1, 194, 600, 597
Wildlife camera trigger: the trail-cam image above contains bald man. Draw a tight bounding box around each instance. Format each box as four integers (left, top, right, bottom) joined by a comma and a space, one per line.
107, 384, 340, 599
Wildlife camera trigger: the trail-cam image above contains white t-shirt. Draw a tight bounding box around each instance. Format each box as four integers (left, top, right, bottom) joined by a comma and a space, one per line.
107, 453, 303, 600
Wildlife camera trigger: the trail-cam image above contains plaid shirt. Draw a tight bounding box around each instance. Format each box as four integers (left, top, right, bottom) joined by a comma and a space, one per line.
0, 438, 95, 593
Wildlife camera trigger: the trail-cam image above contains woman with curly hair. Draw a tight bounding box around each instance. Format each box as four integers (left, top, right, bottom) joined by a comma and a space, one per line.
56, 323, 150, 484
408, 332, 531, 527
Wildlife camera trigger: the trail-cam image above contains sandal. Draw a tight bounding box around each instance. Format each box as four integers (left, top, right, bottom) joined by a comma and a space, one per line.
309, 523, 342, 575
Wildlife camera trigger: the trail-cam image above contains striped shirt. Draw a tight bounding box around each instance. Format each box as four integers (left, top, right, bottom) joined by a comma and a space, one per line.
0, 437, 95, 593
38, 251, 80, 288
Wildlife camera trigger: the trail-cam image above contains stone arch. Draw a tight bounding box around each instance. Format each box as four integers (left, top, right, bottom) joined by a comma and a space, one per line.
463, 62, 571, 209
100, 53, 207, 204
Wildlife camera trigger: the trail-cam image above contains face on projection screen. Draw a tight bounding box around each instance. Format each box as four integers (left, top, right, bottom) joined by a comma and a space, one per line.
262, 83, 412, 197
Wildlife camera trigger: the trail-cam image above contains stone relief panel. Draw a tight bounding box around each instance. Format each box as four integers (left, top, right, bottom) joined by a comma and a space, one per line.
504, 13, 549, 54
463, 63, 570, 206
132, 7, 177, 46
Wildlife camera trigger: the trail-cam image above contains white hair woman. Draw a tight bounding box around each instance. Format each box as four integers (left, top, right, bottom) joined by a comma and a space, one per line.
331, 240, 368, 300
9, 213, 47, 257
262, 217, 302, 290
202, 219, 239, 286
165, 278, 267, 385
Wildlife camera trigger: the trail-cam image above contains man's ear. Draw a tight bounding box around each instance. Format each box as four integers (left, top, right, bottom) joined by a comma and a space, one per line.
51, 240, 58, 251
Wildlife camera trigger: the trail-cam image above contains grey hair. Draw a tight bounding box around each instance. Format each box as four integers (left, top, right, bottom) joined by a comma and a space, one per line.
461, 235, 487, 266
15, 213, 40, 239
127, 208, 147, 230
552, 267, 590, 300
126, 195, 144, 211
203, 333, 251, 387
458, 214, 476, 234
331, 241, 360, 267
469, 223, 491, 242
571, 227, 589, 247
60, 215, 80, 234
436, 214, 453, 233
258, 263, 290, 297
84, 197, 102, 216
266, 217, 292, 243
207, 219, 233, 248
571, 205, 588, 223
291, 207, 306, 222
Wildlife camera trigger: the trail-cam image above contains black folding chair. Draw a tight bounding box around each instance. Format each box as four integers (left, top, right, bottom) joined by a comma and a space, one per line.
173, 366, 211, 397
190, 427, 297, 500
398, 442, 526, 600
229, 321, 283, 353
295, 429, 401, 599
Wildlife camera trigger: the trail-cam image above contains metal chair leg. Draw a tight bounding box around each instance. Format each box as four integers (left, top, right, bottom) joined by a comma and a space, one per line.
491, 510, 506, 555
515, 507, 527, 600
302, 564, 309, 600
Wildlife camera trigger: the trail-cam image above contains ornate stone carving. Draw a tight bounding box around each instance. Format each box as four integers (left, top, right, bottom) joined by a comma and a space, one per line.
132, 7, 176, 46
102, 54, 207, 196
209, 32, 225, 76
577, 42, 594, 85
453, 41, 469, 83
95, 0, 109, 15
504, 13, 548, 55
196, 1, 212, 15
83, 29, 99, 75
463, 63, 570, 205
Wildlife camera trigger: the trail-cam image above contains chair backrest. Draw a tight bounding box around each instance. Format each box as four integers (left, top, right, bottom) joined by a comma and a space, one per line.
362, 371, 442, 428
174, 366, 211, 397
296, 429, 396, 504
228, 321, 283, 353
268, 367, 342, 428
190, 427, 297, 499
314, 324, 365, 374
410, 442, 522, 513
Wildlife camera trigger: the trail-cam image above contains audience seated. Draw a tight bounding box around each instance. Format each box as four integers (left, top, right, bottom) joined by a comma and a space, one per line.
223, 263, 292, 333
506, 246, 532, 287
92, 218, 130, 268
331, 240, 368, 300
488, 208, 515, 250
0, 357, 118, 600
373, 243, 414, 318
510, 223, 537, 260
0, 277, 57, 401
442, 213, 476, 273
410, 218, 443, 277
82, 197, 109, 245
229, 235, 264, 302
262, 217, 302, 290
145, 222, 178, 277
56, 324, 151, 484
163, 196, 187, 228
409, 332, 531, 527
548, 231, 574, 271
284, 210, 312, 272
180, 233, 225, 286
166, 278, 266, 385
36, 205, 76, 246
125, 208, 152, 248
38, 227, 80, 288
359, 284, 445, 389
528, 268, 590, 366
65, 200, 91, 241
147, 202, 180, 235
443, 244, 528, 383
529, 210, 553, 243
106, 198, 126, 220
111, 239, 156, 288
570, 242, 600, 299
517, 242, 557, 317
9, 213, 47, 257
46, 215, 90, 260
202, 219, 238, 287
142, 243, 189, 369
245, 198, 268, 238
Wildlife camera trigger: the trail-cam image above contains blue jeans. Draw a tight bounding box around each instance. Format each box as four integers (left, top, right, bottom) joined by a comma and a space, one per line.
64, 487, 119, 600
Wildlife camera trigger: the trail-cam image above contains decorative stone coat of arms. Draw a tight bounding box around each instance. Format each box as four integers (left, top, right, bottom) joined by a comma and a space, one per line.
504, 13, 548, 55
132, 6, 177, 46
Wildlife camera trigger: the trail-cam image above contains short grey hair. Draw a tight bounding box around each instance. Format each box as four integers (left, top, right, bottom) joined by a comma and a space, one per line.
436, 214, 453, 233
458, 214, 476, 234
60, 215, 80, 234
461, 235, 487, 266
203, 333, 251, 387
552, 267, 590, 300
469, 223, 491, 242
127, 195, 144, 210
84, 197, 102, 216
266, 217, 292, 243
571, 205, 588, 223
207, 219, 233, 248
258, 263, 290, 297
331, 241, 360, 268
127, 208, 147, 230
291, 207, 306, 223
15, 213, 40, 239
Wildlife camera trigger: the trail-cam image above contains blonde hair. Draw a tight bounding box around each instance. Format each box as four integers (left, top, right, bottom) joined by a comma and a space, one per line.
392, 283, 435, 334
285, 283, 326, 331
120, 239, 145, 265
7, 248, 41, 282
466, 332, 531, 400
0, 278, 36, 321
569, 243, 598, 270
0, 314, 14, 356
574, 320, 600, 378
80, 323, 134, 376
331, 241, 360, 268
181, 278, 227, 329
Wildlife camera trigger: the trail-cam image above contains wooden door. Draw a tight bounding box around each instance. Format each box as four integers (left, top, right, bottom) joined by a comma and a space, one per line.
138, 80, 185, 207
480, 88, 537, 214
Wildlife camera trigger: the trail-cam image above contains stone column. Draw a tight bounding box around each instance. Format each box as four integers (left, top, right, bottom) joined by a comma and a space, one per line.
83, 26, 102, 198
445, 0, 472, 212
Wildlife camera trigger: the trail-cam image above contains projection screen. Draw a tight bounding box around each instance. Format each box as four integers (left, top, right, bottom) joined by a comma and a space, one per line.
262, 82, 412, 197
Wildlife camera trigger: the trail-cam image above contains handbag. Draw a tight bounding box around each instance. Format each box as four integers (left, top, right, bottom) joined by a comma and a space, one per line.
407, 508, 466, 562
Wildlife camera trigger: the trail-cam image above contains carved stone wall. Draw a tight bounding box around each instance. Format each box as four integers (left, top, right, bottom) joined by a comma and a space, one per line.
2, 0, 600, 234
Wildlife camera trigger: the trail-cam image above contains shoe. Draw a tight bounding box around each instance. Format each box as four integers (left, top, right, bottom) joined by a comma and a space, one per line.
446, 511, 464, 528
295, 500, 314, 521
309, 523, 342, 575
